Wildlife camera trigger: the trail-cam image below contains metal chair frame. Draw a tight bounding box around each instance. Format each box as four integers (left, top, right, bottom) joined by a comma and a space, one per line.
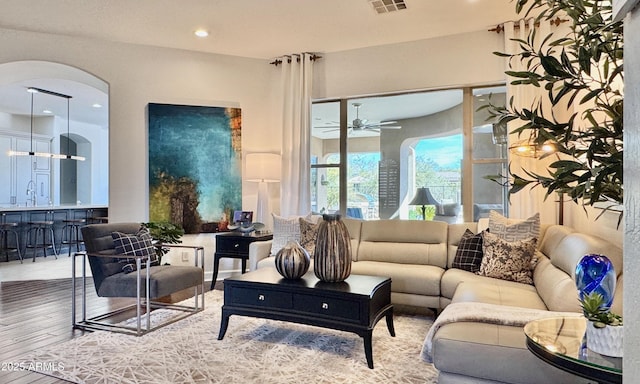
71, 244, 205, 336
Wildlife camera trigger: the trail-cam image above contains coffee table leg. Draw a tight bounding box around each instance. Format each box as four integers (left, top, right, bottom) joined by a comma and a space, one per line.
363, 331, 374, 369
386, 308, 395, 337
218, 312, 230, 340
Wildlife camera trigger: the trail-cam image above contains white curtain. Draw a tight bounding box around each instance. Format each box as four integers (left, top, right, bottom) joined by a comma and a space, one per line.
278, 53, 314, 217
503, 20, 560, 224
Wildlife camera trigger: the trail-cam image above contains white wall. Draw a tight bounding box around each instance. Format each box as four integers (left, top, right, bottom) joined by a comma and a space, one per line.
314, 30, 506, 100
0, 27, 277, 223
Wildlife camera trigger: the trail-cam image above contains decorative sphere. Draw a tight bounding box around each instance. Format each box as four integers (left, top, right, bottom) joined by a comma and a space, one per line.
575, 254, 616, 308
275, 241, 310, 280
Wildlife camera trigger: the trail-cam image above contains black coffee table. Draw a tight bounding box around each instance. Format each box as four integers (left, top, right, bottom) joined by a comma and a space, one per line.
218, 268, 394, 369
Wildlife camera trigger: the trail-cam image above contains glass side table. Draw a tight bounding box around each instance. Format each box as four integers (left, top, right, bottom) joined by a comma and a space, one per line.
524, 317, 622, 384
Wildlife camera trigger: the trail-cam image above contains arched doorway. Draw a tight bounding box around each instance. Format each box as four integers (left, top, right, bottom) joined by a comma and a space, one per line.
0, 60, 108, 206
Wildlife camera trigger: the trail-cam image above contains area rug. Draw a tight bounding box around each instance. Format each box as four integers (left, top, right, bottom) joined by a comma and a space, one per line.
23, 290, 438, 383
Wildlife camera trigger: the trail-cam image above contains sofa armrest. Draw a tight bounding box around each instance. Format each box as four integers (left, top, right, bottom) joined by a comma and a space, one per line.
249, 240, 273, 271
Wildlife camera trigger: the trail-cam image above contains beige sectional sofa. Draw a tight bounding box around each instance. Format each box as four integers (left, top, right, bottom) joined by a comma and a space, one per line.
248, 218, 623, 384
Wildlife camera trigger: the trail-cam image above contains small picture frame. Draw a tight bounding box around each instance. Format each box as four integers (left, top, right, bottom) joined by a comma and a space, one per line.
233, 210, 253, 224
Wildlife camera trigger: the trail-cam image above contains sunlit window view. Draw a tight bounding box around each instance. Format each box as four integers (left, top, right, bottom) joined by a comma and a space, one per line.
311, 86, 507, 222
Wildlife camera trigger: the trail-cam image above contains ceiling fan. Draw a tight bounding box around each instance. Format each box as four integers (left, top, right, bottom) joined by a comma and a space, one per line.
320, 103, 402, 134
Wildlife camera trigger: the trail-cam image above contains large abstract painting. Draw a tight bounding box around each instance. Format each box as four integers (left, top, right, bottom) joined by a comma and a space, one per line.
148, 103, 242, 233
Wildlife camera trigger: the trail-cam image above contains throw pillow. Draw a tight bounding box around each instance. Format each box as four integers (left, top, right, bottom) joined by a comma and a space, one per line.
478, 231, 537, 285
488, 210, 540, 242
271, 213, 322, 255
298, 217, 323, 258
452, 229, 486, 273
112, 227, 157, 274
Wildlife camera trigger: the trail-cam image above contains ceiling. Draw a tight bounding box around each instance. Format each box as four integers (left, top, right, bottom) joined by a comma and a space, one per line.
0, 0, 517, 130
0, 0, 518, 59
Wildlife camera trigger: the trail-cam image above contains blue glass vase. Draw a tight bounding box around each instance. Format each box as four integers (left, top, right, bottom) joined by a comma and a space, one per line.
575, 254, 616, 308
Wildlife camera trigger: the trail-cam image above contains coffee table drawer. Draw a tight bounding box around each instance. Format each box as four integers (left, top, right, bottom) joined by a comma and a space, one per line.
230, 287, 293, 309
293, 293, 360, 322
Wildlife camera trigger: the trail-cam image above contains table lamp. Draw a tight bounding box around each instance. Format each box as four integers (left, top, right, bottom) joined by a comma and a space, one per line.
409, 187, 439, 220
245, 153, 281, 226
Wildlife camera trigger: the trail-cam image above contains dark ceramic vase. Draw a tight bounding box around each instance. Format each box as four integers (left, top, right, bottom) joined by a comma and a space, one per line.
313, 214, 352, 283
275, 240, 310, 279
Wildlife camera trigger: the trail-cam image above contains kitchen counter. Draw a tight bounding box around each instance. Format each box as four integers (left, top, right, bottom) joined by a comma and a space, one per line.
0, 204, 108, 212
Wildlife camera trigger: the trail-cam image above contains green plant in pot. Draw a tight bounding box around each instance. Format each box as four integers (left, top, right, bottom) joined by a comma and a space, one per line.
579, 291, 623, 357
481, 0, 624, 219
142, 221, 184, 265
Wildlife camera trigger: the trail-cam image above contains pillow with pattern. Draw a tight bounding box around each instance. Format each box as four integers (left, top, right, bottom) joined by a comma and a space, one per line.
271, 213, 321, 255
112, 227, 157, 274
298, 216, 323, 258
478, 231, 537, 285
488, 210, 540, 242
452, 229, 486, 273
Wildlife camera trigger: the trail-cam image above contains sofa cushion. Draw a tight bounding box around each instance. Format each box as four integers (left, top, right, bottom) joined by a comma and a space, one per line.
440, 268, 538, 304
479, 232, 537, 284
451, 229, 485, 273
451, 281, 547, 310
431, 322, 590, 384
351, 260, 444, 297
358, 220, 448, 267
488, 210, 540, 242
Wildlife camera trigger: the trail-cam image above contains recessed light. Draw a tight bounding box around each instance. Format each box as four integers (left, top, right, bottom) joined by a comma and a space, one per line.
42, 109, 52, 114
194, 29, 209, 38
92, 103, 102, 108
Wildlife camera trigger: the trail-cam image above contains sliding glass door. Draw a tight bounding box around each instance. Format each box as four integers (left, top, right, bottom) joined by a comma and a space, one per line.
311, 85, 508, 222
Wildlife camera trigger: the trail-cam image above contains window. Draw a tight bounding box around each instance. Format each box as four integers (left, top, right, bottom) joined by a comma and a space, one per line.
311, 86, 507, 222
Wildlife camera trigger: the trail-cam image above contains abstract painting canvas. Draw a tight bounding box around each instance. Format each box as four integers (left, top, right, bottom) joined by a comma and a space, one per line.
148, 103, 242, 233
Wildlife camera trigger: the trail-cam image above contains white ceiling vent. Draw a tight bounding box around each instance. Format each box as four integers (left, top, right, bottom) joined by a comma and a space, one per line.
368, 0, 407, 14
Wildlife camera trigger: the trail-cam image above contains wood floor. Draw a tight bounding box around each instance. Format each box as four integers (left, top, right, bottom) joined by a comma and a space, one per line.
0, 277, 219, 383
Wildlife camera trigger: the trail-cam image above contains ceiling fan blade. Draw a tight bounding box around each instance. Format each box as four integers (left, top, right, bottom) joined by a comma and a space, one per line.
376, 121, 398, 125
363, 124, 401, 130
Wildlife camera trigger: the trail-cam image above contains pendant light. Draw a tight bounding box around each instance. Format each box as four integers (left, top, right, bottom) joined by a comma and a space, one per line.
8, 87, 85, 161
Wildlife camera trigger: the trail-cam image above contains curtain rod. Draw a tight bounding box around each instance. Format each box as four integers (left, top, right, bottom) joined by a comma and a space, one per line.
270, 53, 322, 66
488, 16, 567, 33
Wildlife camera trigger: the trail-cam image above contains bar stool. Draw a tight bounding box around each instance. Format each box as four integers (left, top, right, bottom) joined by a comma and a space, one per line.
1, 214, 23, 263
85, 209, 108, 224
61, 217, 86, 257
25, 211, 58, 262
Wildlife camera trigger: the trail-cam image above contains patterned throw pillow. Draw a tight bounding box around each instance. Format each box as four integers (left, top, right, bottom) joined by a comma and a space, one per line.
488, 210, 540, 242
299, 217, 322, 258
271, 214, 302, 255
271, 213, 321, 255
452, 229, 486, 273
478, 231, 537, 285
112, 227, 157, 274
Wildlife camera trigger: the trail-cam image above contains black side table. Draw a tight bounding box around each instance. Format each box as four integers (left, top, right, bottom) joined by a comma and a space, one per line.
210, 232, 273, 290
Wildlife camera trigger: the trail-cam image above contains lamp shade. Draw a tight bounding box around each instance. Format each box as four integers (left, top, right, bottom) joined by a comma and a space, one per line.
409, 187, 439, 206
245, 153, 281, 182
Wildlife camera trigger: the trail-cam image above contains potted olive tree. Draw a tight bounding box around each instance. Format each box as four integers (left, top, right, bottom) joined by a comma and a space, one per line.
482, 0, 623, 218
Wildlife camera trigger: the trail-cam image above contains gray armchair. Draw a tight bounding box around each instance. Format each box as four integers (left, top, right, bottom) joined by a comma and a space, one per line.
72, 222, 205, 336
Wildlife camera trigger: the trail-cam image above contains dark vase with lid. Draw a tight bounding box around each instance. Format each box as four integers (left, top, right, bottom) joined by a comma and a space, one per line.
313, 214, 352, 283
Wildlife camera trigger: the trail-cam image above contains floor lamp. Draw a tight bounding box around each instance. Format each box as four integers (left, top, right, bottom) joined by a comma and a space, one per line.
245, 153, 281, 228
409, 187, 439, 220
